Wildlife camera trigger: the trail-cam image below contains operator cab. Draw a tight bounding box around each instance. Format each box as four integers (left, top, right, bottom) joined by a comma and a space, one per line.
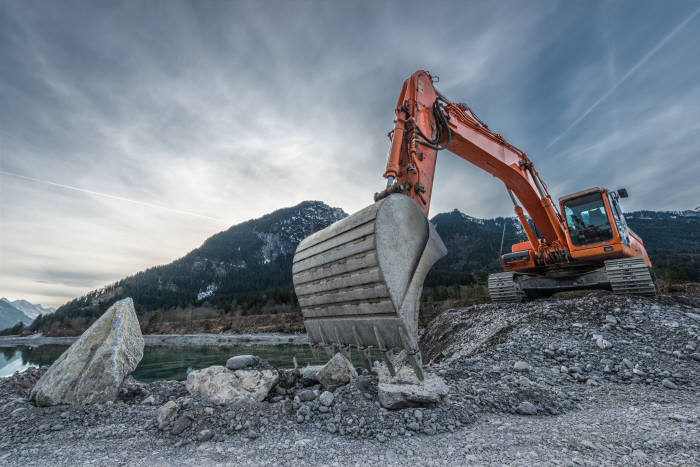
560, 187, 630, 248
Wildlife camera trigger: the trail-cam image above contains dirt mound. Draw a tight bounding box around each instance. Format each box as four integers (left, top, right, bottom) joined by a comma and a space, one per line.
420, 292, 699, 416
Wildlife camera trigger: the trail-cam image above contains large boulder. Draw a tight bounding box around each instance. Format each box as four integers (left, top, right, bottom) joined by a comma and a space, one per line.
316, 353, 357, 391
31, 298, 144, 406
186, 365, 278, 405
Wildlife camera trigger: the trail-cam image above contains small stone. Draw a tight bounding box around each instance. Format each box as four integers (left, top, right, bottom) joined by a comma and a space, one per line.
318, 405, 329, 413
142, 395, 156, 405
317, 353, 357, 391
156, 401, 179, 427
319, 391, 334, 407
204, 407, 214, 415
171, 414, 193, 435
414, 409, 423, 422
225, 355, 260, 370
326, 423, 337, 433
604, 315, 618, 325
386, 450, 397, 462
516, 401, 537, 415
661, 379, 679, 390
668, 414, 690, 423
297, 389, 316, 402
595, 337, 612, 350
376, 434, 386, 442
407, 422, 420, 431
685, 312, 700, 321
513, 361, 530, 372
51, 424, 64, 431
247, 430, 259, 439
196, 429, 214, 442
296, 404, 311, 417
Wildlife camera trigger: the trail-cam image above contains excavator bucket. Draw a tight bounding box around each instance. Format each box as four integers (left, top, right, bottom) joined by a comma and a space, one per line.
292, 194, 447, 380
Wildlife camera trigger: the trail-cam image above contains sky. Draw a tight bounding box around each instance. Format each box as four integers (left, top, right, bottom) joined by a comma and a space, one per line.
1, 0, 699, 308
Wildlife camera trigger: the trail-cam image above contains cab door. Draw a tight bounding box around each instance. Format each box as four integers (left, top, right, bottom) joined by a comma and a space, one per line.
607, 191, 630, 247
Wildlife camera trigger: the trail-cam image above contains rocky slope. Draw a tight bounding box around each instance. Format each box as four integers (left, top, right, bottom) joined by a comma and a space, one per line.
1, 292, 698, 465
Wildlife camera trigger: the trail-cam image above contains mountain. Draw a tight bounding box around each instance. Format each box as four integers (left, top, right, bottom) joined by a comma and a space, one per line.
0, 298, 55, 320
0, 300, 34, 331
32, 204, 699, 334
31, 201, 347, 332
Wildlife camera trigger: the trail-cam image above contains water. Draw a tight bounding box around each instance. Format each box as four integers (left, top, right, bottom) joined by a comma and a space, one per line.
0, 343, 331, 382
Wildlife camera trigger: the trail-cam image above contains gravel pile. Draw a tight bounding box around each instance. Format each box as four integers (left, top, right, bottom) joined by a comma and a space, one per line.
422, 292, 699, 417
0, 292, 698, 465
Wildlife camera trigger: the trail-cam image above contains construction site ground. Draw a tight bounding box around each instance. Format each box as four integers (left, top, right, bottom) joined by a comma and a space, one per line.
1, 292, 698, 465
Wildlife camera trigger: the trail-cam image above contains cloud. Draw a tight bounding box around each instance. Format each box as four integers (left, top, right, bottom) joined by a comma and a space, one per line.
0, 1, 698, 307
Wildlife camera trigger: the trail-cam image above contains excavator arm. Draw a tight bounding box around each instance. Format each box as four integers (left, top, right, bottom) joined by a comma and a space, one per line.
376, 70, 569, 265
292, 70, 654, 382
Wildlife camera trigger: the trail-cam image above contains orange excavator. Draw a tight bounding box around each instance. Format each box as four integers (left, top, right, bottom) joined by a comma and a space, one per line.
292, 70, 655, 379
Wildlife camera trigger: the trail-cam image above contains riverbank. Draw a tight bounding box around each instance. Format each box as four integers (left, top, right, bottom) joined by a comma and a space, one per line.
0, 332, 308, 348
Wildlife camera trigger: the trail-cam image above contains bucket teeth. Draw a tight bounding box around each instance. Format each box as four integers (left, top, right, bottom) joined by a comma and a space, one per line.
353, 325, 374, 374
309, 342, 320, 360
340, 345, 352, 361
398, 324, 424, 381
318, 327, 335, 358
373, 326, 396, 377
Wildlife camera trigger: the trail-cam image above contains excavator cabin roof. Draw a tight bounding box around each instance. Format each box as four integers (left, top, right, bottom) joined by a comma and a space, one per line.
558, 187, 606, 204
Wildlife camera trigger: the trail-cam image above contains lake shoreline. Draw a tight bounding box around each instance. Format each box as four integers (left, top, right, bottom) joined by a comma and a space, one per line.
0, 332, 309, 348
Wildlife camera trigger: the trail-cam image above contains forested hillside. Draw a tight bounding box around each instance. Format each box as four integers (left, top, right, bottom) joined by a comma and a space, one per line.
29, 205, 699, 335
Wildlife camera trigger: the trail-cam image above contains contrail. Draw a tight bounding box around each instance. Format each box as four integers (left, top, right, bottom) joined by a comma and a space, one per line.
0, 170, 227, 224
546, 5, 700, 149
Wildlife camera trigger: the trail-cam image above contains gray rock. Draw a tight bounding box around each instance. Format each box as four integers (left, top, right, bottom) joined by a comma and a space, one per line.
30, 298, 144, 406
196, 429, 214, 442
171, 414, 193, 435
513, 361, 530, 372
186, 365, 279, 404
297, 389, 316, 402
317, 353, 357, 391
225, 355, 260, 370
319, 391, 334, 407
595, 337, 612, 350
685, 312, 700, 321
407, 422, 420, 431
605, 315, 618, 325
300, 365, 323, 386
516, 401, 538, 415
662, 378, 679, 390
297, 404, 311, 417
377, 365, 448, 410
156, 401, 179, 428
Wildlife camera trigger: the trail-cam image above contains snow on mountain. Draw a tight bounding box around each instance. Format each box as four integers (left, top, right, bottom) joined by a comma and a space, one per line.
0, 300, 34, 331
1, 298, 55, 320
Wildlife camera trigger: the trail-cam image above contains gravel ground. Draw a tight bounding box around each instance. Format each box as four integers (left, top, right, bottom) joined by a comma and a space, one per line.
1, 292, 698, 465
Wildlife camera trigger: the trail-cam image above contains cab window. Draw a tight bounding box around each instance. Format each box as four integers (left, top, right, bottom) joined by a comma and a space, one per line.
563, 193, 613, 247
